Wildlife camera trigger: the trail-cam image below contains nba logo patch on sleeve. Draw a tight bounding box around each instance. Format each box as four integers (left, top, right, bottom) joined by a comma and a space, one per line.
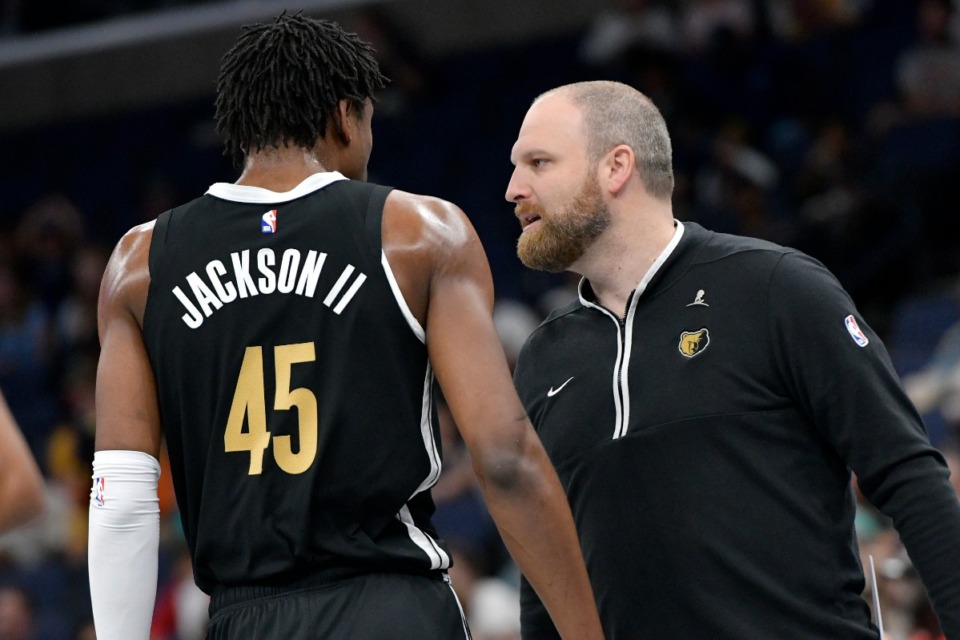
261, 209, 278, 234
844, 314, 869, 347
93, 476, 105, 507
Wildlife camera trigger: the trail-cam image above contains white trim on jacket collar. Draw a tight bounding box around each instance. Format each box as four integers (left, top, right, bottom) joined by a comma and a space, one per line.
578, 220, 686, 305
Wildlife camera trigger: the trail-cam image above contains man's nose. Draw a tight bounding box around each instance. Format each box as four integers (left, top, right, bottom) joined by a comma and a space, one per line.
505, 169, 528, 203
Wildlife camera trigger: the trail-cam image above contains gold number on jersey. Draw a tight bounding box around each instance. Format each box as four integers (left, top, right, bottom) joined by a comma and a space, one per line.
225, 346, 270, 474
224, 343, 318, 475
272, 343, 318, 474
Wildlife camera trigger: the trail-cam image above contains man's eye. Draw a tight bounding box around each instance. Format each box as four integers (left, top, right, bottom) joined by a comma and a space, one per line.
531, 159, 548, 168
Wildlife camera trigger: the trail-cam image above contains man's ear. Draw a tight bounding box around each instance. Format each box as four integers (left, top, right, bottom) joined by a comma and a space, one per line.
330, 99, 353, 146
603, 144, 636, 195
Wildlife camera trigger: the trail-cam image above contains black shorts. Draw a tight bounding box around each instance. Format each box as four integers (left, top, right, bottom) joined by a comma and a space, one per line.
206, 572, 471, 639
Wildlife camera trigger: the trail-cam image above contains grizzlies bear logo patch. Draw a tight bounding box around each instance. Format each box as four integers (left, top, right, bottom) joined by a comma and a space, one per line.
678, 328, 710, 358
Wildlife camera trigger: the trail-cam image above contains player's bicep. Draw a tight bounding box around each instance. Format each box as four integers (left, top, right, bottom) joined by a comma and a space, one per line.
424, 214, 527, 453
96, 310, 161, 457
95, 229, 161, 457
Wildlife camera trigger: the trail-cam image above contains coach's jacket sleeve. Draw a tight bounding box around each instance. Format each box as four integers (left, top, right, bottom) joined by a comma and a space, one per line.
768, 251, 960, 639
519, 574, 562, 640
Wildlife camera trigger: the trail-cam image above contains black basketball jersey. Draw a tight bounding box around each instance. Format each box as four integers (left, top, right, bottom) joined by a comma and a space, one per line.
142, 173, 450, 593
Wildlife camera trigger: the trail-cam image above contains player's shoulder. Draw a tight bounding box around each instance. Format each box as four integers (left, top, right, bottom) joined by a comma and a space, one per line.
111, 219, 156, 262
101, 219, 158, 320
382, 189, 474, 248
385, 189, 465, 222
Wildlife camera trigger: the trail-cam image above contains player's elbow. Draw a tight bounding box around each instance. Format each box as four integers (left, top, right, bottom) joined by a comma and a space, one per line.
471, 430, 541, 495
475, 451, 527, 493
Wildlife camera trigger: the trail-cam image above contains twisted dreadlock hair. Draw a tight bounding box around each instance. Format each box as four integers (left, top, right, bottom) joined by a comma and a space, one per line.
215, 13, 388, 166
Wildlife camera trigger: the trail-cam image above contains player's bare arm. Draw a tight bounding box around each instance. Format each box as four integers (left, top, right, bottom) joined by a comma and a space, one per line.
90, 220, 164, 640
383, 191, 604, 640
0, 390, 45, 531
95, 221, 161, 457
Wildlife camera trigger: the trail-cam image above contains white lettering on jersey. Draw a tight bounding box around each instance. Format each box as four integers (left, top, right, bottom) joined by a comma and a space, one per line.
296, 250, 326, 296
277, 249, 300, 293
186, 272, 223, 317
231, 250, 259, 299
206, 260, 237, 303
172, 248, 364, 328
323, 265, 367, 315
173, 286, 204, 329
257, 248, 276, 294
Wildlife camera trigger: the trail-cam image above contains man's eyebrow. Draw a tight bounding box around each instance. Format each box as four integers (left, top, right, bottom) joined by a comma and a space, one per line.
514, 148, 552, 162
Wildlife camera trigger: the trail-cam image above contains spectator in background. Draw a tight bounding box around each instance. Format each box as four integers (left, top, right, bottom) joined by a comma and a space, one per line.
45, 355, 96, 564
904, 317, 960, 442
150, 548, 208, 640
14, 195, 85, 315
578, 0, 680, 67
469, 578, 522, 640
447, 541, 521, 640
351, 6, 440, 116
52, 244, 109, 364
867, 0, 960, 280
0, 261, 55, 463
895, 0, 960, 120
680, 0, 754, 52
493, 299, 541, 371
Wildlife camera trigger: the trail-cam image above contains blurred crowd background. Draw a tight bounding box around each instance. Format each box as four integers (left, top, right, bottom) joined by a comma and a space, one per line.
0, 0, 958, 639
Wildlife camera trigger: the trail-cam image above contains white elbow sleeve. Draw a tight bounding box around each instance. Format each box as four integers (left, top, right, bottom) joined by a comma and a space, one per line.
88, 450, 161, 640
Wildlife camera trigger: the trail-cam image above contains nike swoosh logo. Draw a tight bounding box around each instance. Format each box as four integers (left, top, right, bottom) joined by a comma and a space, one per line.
547, 377, 574, 397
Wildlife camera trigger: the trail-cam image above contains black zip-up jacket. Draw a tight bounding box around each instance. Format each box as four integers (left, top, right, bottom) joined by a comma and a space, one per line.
515, 221, 960, 640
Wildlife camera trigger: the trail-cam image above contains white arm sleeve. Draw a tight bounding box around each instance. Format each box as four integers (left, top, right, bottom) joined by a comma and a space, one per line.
88, 449, 161, 640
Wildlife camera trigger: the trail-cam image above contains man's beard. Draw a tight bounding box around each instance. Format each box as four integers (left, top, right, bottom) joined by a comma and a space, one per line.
516, 174, 611, 272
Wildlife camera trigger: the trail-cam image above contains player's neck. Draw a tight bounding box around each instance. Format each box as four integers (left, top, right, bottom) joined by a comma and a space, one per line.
575, 206, 675, 319
235, 146, 331, 192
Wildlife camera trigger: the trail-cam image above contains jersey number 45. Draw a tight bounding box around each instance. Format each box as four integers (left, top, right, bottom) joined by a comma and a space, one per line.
225, 343, 318, 475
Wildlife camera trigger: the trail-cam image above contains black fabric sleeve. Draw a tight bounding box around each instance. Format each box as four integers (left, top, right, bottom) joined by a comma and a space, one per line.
768, 251, 960, 639
519, 575, 561, 640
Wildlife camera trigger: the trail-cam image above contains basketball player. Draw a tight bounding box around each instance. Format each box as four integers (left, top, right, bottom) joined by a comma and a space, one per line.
89, 14, 602, 640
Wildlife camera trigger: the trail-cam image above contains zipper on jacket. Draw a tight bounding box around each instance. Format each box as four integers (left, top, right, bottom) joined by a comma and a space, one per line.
613, 291, 635, 439
586, 291, 634, 440
575, 221, 684, 441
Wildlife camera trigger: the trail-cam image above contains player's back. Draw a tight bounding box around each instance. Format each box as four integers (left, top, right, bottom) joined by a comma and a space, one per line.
142, 172, 449, 593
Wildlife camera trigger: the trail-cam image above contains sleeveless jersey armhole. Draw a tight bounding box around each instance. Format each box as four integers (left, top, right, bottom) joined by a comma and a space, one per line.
148, 210, 173, 276
365, 186, 427, 344
143, 210, 173, 336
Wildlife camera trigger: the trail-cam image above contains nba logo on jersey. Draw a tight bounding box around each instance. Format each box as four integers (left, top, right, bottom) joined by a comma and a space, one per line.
261, 209, 278, 234
93, 476, 105, 506
844, 314, 869, 347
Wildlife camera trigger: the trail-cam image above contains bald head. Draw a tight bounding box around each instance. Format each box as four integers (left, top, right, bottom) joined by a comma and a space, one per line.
536, 81, 674, 200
